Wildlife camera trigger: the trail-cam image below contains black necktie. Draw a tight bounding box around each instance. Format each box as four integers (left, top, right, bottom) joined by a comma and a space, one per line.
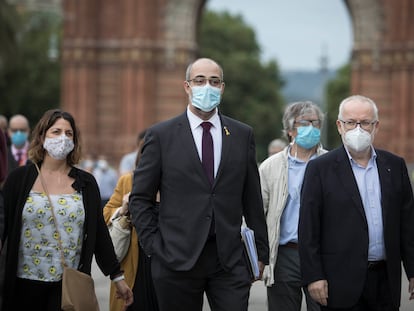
201, 121, 215, 237
201, 122, 214, 185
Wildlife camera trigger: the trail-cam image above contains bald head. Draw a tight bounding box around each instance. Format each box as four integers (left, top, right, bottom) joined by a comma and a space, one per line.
185, 58, 224, 81
9, 114, 29, 130
338, 95, 378, 121
8, 114, 30, 148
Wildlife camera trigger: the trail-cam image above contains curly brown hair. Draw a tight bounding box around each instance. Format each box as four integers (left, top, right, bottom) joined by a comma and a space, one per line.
28, 109, 82, 166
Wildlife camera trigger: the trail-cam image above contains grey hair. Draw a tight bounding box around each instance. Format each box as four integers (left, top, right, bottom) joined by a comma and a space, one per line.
338, 95, 379, 120
185, 58, 224, 81
282, 101, 324, 142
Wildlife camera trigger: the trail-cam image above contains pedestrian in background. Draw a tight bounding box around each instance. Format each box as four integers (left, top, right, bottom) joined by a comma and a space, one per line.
1, 109, 133, 310
260, 101, 326, 311
0, 128, 6, 310
93, 155, 118, 208
0, 116, 8, 146
299, 95, 414, 310
267, 138, 287, 157
118, 130, 146, 175
0, 127, 7, 248
7, 114, 31, 173
103, 129, 159, 311
129, 58, 269, 311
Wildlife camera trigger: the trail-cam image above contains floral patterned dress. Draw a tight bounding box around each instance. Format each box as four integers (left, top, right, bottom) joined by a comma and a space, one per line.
16, 191, 85, 282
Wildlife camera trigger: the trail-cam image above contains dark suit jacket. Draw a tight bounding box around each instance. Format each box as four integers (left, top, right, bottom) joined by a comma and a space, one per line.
0, 129, 7, 239
130, 112, 269, 272
6, 148, 18, 174
7, 148, 31, 176
298, 146, 414, 308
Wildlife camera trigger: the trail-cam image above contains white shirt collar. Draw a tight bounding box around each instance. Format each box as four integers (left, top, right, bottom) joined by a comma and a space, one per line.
186, 106, 221, 131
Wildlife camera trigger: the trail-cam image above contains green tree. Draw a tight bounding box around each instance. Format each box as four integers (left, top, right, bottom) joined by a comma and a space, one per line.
325, 64, 350, 149
0, 8, 60, 125
0, 0, 18, 70
199, 10, 285, 162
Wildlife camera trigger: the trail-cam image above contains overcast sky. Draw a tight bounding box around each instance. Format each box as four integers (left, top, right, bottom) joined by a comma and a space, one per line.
206, 0, 353, 72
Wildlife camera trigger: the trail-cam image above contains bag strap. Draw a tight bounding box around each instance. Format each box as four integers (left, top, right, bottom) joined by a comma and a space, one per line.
34, 163, 67, 268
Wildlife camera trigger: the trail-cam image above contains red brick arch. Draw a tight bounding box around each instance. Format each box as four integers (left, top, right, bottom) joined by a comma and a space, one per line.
61, 0, 414, 165
346, 0, 414, 162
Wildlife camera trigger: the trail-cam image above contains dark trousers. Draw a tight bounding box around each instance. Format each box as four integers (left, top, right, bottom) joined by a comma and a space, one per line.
127, 244, 159, 311
267, 246, 320, 311
13, 277, 61, 310
321, 262, 397, 311
151, 238, 252, 311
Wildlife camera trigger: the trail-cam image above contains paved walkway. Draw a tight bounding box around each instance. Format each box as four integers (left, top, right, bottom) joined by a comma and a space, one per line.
92, 259, 412, 311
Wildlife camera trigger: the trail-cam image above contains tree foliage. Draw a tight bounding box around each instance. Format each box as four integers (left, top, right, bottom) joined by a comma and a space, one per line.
325, 63, 350, 149
0, 8, 60, 125
0, 0, 18, 70
199, 10, 285, 162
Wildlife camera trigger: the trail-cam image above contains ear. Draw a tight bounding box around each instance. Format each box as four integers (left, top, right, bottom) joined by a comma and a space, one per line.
373, 120, 379, 131
336, 120, 343, 136
220, 82, 225, 94
183, 81, 191, 95
287, 128, 296, 140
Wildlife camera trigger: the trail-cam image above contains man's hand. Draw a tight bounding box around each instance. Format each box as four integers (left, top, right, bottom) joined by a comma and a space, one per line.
308, 279, 328, 306
251, 261, 265, 283
258, 261, 265, 279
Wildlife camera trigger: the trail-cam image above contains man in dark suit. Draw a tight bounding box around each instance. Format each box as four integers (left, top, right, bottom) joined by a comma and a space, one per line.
298, 95, 414, 310
129, 58, 269, 311
0, 128, 7, 246
7, 114, 30, 173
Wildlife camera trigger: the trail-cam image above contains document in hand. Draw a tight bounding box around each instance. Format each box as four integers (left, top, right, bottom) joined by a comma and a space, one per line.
241, 226, 260, 279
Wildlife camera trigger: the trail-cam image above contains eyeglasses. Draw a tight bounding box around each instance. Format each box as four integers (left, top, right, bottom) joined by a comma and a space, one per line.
339, 119, 377, 131
187, 76, 223, 87
294, 119, 321, 128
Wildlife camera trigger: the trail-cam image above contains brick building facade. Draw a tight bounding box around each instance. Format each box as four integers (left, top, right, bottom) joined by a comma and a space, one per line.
60, 0, 206, 165
60, 0, 414, 165
346, 0, 414, 163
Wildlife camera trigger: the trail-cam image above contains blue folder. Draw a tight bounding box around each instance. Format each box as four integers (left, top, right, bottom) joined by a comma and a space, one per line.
241, 226, 260, 279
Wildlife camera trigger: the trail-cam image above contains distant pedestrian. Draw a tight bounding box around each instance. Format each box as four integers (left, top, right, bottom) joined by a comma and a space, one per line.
104, 134, 159, 311
119, 130, 146, 175
267, 138, 287, 157
0, 127, 7, 246
7, 114, 30, 173
93, 155, 118, 208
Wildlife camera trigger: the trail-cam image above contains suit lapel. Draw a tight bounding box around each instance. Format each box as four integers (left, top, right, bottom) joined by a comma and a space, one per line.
335, 147, 366, 221
213, 116, 231, 188
375, 151, 391, 226
176, 113, 213, 187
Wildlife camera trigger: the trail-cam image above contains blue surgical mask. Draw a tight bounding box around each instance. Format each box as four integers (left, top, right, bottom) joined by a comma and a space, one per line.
295, 125, 320, 149
191, 84, 221, 112
11, 131, 28, 147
